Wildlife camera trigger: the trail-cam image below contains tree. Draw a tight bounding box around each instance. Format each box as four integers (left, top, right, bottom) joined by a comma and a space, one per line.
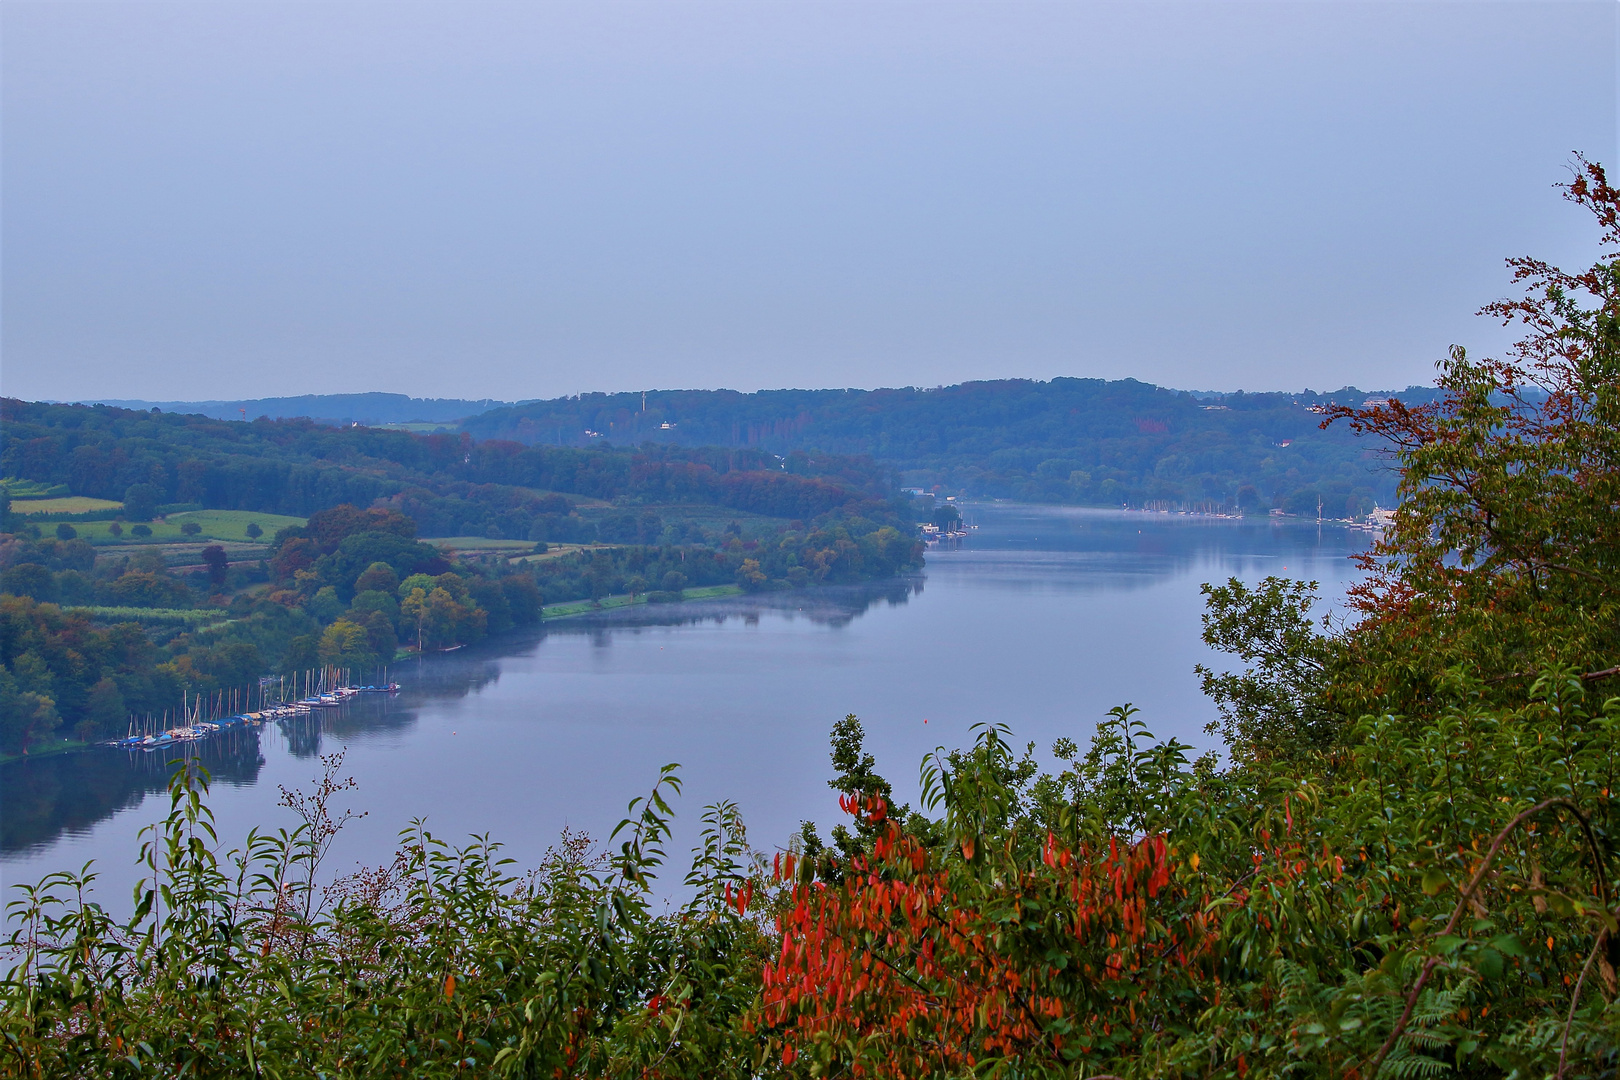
270, 536, 319, 579
308, 586, 344, 623
354, 561, 400, 595
500, 574, 543, 625
353, 610, 398, 663
400, 587, 429, 652
317, 619, 378, 672
304, 504, 416, 552
122, 483, 161, 522
735, 558, 767, 592
54, 524, 76, 541
83, 676, 126, 741
244, 521, 262, 539
180, 522, 202, 537
201, 545, 229, 588
1, 564, 58, 603
0, 668, 60, 754
1194, 576, 1333, 762
130, 523, 152, 538
107, 521, 123, 538
1329, 154, 1620, 705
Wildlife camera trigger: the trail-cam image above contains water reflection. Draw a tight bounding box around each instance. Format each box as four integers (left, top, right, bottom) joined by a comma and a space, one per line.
551, 577, 923, 635
3, 726, 266, 856
937, 507, 1358, 595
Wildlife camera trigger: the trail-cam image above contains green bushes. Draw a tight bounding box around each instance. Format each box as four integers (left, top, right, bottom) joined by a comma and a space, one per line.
2, 757, 775, 1077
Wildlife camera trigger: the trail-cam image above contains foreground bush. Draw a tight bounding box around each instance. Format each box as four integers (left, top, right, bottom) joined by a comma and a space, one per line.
3, 758, 774, 1078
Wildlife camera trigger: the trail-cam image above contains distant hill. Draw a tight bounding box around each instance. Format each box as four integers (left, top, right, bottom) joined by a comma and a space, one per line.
75, 378, 1450, 517
460, 379, 1447, 517
83, 392, 520, 426
1, 399, 902, 542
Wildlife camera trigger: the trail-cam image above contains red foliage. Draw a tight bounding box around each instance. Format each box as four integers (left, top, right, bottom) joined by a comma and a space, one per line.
757, 796, 1208, 1076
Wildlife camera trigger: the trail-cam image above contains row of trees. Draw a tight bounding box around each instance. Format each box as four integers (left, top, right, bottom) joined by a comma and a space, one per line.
526, 516, 923, 605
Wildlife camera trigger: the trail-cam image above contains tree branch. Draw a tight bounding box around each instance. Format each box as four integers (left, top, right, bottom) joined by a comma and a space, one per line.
1365, 797, 1608, 1079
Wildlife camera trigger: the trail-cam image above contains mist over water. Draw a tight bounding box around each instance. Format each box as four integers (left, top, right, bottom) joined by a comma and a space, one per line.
1, 505, 1369, 909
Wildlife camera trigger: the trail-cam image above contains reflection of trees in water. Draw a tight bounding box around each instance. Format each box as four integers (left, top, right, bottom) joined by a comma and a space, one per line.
934, 511, 1369, 596
1, 577, 927, 858
0, 727, 265, 856
274, 663, 505, 758
2, 660, 511, 851
547, 577, 924, 634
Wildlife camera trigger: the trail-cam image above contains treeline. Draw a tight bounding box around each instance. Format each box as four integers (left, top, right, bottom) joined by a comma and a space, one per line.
528, 516, 921, 605
463, 380, 1434, 517
0, 400, 902, 541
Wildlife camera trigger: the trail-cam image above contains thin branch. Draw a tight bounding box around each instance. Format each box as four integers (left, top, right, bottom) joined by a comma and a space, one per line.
1484, 664, 1620, 686
1364, 797, 1606, 1079
1558, 929, 1606, 1080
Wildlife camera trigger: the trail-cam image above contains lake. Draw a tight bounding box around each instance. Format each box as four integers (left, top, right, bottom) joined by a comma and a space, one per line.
1, 504, 1369, 907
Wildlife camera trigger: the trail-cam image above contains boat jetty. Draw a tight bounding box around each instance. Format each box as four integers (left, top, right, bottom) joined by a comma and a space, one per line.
112, 667, 399, 750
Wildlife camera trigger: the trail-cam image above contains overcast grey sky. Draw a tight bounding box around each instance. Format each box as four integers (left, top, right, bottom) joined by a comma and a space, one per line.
3, 1, 1615, 403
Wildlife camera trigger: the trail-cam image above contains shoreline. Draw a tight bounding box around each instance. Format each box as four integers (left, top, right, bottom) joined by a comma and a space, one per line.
538, 583, 744, 621
3, 580, 898, 766
0, 738, 97, 767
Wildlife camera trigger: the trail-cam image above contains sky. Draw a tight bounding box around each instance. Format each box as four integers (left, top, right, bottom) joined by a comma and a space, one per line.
2, 1, 1616, 404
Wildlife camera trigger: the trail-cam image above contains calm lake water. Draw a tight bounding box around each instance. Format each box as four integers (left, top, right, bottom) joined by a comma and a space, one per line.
1, 504, 1368, 908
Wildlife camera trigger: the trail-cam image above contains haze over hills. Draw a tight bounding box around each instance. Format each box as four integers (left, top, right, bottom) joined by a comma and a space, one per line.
80, 378, 1443, 517
83, 393, 520, 427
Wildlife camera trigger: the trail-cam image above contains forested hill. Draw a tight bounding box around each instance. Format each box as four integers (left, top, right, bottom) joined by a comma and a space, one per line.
0, 399, 898, 541
462, 378, 1440, 517
55, 376, 1445, 518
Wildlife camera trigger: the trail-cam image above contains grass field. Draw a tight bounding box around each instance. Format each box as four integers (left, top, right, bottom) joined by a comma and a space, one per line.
428, 536, 538, 551
2, 478, 70, 499
1, 736, 96, 766
540, 583, 743, 620
71, 509, 305, 544
507, 543, 601, 564
13, 496, 124, 515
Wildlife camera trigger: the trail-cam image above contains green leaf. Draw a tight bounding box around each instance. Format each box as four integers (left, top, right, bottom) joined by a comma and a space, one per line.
1421, 868, 1449, 896
1488, 933, 1527, 958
